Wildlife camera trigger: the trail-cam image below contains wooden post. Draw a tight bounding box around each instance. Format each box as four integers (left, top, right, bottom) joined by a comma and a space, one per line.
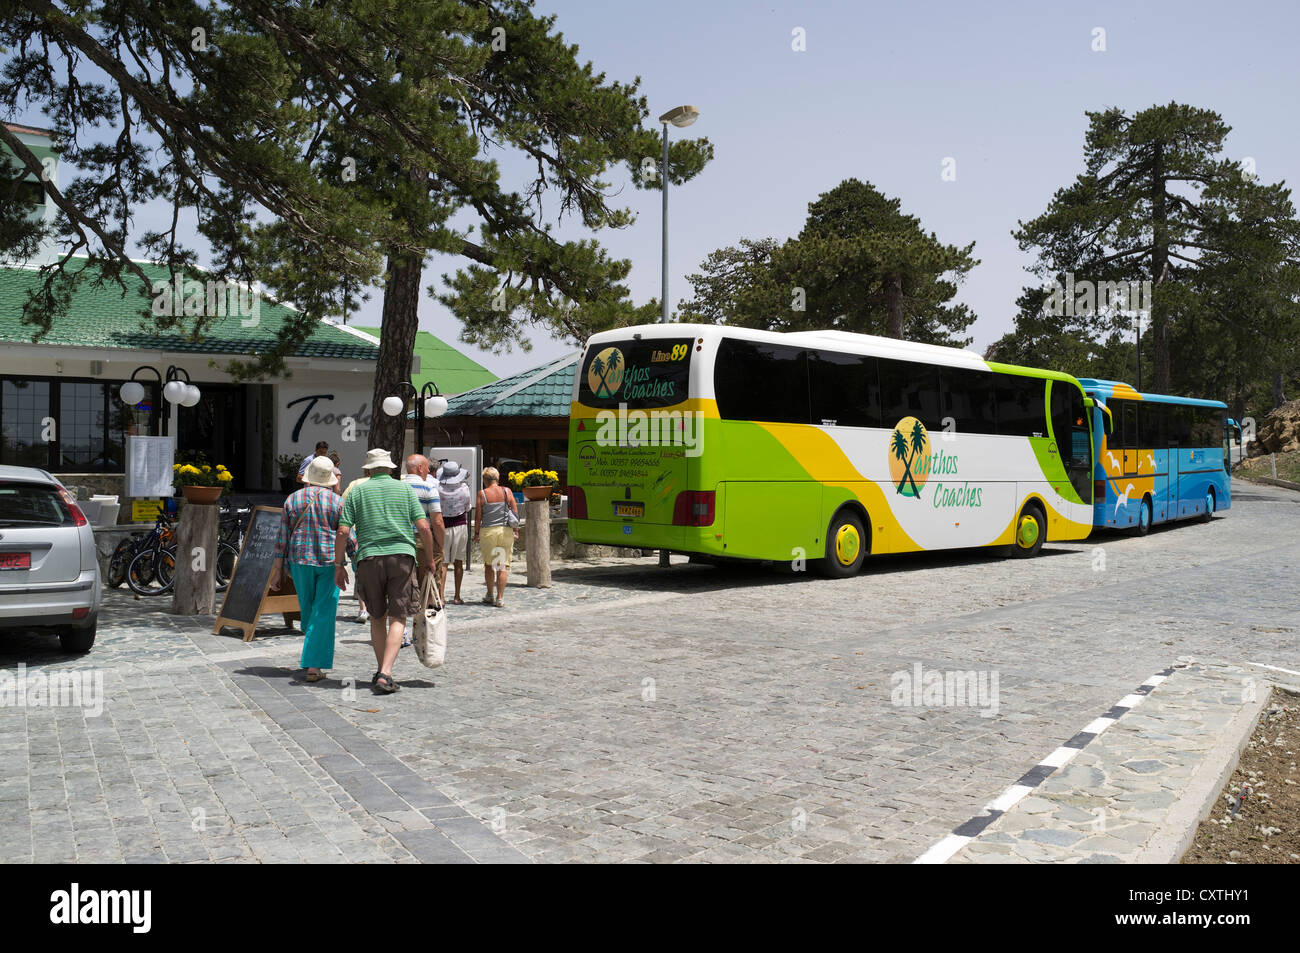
171, 501, 219, 615
525, 499, 551, 588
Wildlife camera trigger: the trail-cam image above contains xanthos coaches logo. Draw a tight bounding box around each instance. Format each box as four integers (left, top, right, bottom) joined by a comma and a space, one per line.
889, 416, 930, 498
587, 347, 625, 399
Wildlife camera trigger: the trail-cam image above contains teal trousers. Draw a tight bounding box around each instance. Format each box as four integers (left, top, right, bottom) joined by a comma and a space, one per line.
289, 562, 339, 670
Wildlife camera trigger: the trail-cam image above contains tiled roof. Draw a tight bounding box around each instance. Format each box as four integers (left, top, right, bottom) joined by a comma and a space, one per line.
443, 352, 579, 418
0, 258, 380, 361
352, 326, 497, 395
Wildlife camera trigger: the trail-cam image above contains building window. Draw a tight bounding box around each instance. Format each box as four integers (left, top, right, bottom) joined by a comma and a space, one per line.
0, 376, 155, 472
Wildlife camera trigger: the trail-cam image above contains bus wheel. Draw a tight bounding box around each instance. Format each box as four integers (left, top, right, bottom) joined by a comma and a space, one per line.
816, 511, 867, 578
1009, 504, 1045, 558
1135, 496, 1153, 536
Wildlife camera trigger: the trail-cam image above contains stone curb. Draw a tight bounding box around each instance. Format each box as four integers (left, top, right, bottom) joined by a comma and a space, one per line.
1254, 477, 1300, 492
1137, 682, 1269, 863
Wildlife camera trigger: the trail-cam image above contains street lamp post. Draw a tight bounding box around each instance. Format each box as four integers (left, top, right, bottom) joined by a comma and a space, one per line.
383, 380, 448, 456
118, 364, 200, 436
658, 105, 700, 324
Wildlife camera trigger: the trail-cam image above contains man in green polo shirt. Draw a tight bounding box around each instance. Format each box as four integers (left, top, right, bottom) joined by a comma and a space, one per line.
335, 448, 434, 694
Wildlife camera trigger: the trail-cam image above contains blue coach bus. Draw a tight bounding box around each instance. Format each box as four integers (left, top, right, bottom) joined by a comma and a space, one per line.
1078, 379, 1236, 535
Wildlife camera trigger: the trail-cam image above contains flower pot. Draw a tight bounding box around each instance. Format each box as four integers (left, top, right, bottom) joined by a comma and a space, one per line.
522, 485, 553, 501
181, 485, 223, 505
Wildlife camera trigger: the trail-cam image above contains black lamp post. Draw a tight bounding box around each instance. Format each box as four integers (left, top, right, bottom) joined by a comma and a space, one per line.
118, 365, 200, 436
383, 380, 448, 455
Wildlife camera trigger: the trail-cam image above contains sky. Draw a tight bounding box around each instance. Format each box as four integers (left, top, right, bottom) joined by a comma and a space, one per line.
423, 0, 1300, 378
13, 0, 1300, 382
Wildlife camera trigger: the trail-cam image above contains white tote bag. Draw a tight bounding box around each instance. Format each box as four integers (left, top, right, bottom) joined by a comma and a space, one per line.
411, 572, 447, 668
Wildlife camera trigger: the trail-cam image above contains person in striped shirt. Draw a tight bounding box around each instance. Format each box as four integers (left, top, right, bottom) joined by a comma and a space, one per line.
335, 449, 434, 694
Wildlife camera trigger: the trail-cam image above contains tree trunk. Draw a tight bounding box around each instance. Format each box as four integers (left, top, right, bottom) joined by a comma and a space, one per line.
1274, 371, 1285, 409
369, 247, 424, 462
170, 502, 218, 615
1150, 144, 1171, 393
883, 273, 905, 338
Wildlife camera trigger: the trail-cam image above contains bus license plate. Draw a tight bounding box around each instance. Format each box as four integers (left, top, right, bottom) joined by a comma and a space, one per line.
0, 552, 31, 570
613, 502, 644, 518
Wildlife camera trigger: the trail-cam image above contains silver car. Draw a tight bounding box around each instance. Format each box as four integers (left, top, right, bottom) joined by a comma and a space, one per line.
0, 466, 102, 652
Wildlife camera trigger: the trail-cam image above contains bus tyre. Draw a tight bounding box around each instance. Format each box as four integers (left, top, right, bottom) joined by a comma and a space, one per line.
1010, 504, 1045, 558
1135, 497, 1152, 536
816, 511, 867, 578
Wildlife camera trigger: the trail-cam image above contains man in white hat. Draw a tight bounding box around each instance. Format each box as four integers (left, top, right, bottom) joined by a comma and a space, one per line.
335, 449, 434, 693
436, 460, 473, 605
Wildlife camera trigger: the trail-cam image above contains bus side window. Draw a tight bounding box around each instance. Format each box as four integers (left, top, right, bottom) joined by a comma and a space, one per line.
993, 374, 1045, 438
714, 339, 810, 425
809, 351, 880, 428
879, 358, 940, 427
940, 368, 997, 435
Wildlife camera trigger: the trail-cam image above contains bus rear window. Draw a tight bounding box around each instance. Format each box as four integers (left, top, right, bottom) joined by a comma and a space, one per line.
578, 338, 693, 409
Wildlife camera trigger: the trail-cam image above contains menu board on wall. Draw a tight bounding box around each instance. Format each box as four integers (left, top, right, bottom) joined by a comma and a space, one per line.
126, 435, 176, 498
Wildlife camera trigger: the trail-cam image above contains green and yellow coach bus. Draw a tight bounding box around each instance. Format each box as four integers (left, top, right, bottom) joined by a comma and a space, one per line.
566, 324, 1096, 577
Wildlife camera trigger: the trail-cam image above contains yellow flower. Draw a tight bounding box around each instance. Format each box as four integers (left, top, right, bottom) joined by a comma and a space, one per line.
218, 471, 233, 482
201, 464, 211, 471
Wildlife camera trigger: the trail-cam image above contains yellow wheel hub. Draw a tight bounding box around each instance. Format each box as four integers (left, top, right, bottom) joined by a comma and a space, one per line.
834, 524, 861, 565
1017, 515, 1039, 548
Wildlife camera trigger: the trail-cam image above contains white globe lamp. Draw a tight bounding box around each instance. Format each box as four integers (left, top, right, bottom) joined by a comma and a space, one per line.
424, 395, 448, 418
382, 395, 405, 416
163, 379, 186, 403
119, 381, 145, 405
181, 384, 201, 407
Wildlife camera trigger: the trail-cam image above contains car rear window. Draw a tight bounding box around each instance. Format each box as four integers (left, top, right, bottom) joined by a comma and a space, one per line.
0, 481, 73, 527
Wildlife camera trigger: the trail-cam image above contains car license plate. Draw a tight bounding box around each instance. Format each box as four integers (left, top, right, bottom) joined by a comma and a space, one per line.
613, 502, 644, 518
0, 552, 31, 570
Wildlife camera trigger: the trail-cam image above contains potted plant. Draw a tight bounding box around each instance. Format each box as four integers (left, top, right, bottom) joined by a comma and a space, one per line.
509, 468, 561, 502
173, 460, 233, 504
276, 453, 300, 493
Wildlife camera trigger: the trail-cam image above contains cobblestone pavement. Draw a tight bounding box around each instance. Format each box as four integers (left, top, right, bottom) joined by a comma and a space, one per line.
1, 482, 1298, 863
949, 659, 1298, 863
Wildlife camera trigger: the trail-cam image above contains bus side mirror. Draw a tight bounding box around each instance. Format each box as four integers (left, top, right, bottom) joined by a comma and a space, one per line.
1091, 399, 1114, 435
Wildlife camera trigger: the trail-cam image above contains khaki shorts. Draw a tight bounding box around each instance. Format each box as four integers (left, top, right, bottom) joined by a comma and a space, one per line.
443, 523, 469, 563
355, 554, 415, 618
481, 525, 514, 570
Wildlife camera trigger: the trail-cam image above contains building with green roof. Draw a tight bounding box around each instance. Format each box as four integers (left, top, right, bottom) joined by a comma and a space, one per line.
432, 352, 579, 481
351, 326, 497, 395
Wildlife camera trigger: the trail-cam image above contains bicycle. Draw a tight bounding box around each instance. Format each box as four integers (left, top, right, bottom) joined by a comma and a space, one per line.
123, 514, 177, 595
152, 539, 240, 593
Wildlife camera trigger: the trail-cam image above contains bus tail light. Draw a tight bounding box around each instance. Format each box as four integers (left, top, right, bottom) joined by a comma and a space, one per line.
1094, 479, 1106, 503
672, 490, 715, 526
567, 486, 587, 520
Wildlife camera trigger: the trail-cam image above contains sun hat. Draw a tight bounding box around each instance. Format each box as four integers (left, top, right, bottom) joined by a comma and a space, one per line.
437, 460, 467, 486
303, 455, 339, 487
362, 448, 398, 470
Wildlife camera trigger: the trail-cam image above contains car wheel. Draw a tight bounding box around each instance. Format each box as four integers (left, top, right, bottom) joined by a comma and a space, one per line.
59, 623, 96, 654
1009, 503, 1045, 558
815, 510, 867, 578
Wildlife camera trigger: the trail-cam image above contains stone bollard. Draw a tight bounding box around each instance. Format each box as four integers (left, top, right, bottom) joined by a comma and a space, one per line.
171, 501, 219, 614
525, 499, 551, 588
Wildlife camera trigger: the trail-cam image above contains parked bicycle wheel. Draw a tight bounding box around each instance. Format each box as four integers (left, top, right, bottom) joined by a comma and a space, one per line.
215, 541, 238, 591
107, 537, 136, 588
127, 547, 172, 596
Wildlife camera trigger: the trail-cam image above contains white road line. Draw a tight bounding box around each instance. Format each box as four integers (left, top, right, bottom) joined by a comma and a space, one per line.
1082, 716, 1116, 735
985, 784, 1035, 813
913, 833, 972, 865
1040, 746, 1080, 768
1116, 693, 1147, 709
1248, 662, 1300, 678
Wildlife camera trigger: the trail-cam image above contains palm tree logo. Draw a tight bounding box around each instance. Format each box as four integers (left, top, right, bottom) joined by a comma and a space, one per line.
888, 416, 929, 498
587, 347, 625, 398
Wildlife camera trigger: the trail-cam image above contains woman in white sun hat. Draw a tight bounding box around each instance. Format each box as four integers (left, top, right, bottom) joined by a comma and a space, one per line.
270, 455, 354, 683
437, 460, 473, 604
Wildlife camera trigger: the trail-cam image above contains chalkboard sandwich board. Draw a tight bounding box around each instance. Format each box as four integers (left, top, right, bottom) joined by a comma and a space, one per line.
213, 505, 301, 641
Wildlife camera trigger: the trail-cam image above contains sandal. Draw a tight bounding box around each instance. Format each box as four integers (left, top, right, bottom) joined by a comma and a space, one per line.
481, 595, 494, 605
452, 597, 464, 605
373, 672, 399, 694
494, 598, 504, 608
304, 671, 325, 682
